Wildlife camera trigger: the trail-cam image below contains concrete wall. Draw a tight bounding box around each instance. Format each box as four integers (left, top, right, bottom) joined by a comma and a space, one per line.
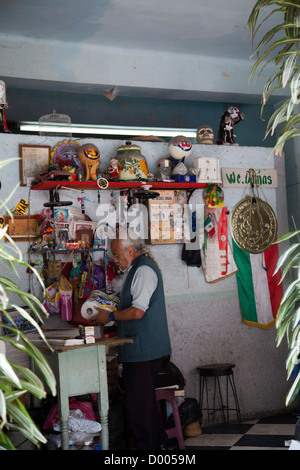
0, 133, 295, 421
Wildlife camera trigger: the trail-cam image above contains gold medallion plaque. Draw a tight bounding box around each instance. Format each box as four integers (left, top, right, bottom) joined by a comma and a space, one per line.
230, 196, 277, 253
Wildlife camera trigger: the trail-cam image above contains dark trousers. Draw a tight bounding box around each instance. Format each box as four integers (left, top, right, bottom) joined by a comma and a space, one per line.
123, 357, 168, 450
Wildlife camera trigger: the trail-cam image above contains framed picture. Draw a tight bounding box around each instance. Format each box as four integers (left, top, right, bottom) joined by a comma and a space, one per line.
56, 229, 69, 249
73, 221, 96, 233
3, 215, 38, 242
19, 145, 51, 186
76, 228, 94, 248
54, 208, 69, 223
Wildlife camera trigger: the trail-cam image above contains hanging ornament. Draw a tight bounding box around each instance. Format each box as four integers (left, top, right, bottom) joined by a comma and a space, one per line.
230, 169, 277, 254
203, 184, 224, 208
78, 191, 86, 214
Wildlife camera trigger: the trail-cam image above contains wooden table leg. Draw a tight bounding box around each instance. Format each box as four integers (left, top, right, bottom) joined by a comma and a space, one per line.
57, 353, 70, 450
97, 345, 109, 450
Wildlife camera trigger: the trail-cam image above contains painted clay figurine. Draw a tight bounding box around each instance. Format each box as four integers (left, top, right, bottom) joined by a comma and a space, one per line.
217, 106, 244, 145
107, 158, 119, 179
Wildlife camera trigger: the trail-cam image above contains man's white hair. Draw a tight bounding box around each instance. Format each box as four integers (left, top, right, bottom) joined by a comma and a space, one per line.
117, 227, 158, 266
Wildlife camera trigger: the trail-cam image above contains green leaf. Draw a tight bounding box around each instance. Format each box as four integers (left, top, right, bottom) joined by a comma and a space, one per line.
282, 51, 299, 87
278, 251, 300, 283
274, 129, 300, 156
286, 349, 300, 380
274, 242, 299, 274
290, 68, 300, 103
275, 230, 300, 243
290, 323, 300, 348
0, 353, 21, 388
249, 37, 300, 84
250, 22, 298, 59
0, 388, 7, 426
276, 315, 291, 346
286, 369, 300, 406
6, 400, 47, 446
276, 290, 298, 326
281, 277, 300, 304
0, 429, 15, 450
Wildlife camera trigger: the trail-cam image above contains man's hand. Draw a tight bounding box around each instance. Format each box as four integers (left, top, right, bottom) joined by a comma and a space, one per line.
89, 308, 110, 326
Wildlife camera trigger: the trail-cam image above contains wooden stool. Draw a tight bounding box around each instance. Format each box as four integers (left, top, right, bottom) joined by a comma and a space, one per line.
196, 363, 241, 429
155, 388, 185, 449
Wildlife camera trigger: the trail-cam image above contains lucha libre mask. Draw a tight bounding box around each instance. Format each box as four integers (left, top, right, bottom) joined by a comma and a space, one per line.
196, 126, 214, 145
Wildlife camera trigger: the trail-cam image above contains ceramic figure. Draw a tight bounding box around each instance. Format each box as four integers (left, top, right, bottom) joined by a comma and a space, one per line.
116, 142, 148, 181
168, 135, 192, 175
107, 158, 119, 180
78, 143, 100, 181
217, 106, 244, 145
0, 80, 8, 132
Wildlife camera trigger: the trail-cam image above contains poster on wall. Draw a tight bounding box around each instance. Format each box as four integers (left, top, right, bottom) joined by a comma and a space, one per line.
202, 206, 238, 283
19, 145, 51, 186
148, 190, 188, 244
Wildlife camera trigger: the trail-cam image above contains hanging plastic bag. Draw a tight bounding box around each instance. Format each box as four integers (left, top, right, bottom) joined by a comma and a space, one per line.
43, 283, 60, 315
78, 260, 105, 299
59, 275, 73, 321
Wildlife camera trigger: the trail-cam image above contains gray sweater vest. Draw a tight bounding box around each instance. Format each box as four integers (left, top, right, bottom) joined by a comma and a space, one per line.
117, 254, 171, 363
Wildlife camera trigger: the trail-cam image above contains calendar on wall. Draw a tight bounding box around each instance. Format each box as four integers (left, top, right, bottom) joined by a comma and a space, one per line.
148, 190, 188, 244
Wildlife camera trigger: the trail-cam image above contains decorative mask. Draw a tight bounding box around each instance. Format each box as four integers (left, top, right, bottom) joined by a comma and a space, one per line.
196, 125, 214, 145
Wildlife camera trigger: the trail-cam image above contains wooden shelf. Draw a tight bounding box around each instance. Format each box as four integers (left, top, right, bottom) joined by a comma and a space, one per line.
30, 180, 208, 191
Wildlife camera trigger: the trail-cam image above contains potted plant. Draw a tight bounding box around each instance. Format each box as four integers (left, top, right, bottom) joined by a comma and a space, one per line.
0, 158, 56, 450
248, 0, 300, 405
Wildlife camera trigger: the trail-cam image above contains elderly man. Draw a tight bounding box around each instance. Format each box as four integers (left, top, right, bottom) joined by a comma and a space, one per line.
90, 229, 172, 450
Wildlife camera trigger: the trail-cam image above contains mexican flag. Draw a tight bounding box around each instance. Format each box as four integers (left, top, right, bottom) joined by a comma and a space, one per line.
232, 239, 283, 329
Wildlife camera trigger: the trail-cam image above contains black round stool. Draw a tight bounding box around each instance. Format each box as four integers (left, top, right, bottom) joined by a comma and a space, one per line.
196, 363, 241, 429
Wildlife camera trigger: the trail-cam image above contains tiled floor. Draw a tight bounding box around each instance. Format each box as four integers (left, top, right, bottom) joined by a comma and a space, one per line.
184, 414, 298, 450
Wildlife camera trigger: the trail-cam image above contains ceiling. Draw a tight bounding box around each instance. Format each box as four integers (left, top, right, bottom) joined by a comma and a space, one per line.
1, 0, 257, 58
0, 0, 285, 108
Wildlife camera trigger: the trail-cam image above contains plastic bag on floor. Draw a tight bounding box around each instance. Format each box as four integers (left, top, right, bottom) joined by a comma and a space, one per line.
53, 417, 102, 433
46, 431, 99, 449
168, 397, 202, 428
43, 398, 96, 429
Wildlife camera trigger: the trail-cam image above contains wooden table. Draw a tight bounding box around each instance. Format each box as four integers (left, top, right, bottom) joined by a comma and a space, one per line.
34, 337, 131, 450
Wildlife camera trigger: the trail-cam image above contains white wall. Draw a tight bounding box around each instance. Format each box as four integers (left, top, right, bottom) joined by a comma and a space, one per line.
0, 133, 295, 421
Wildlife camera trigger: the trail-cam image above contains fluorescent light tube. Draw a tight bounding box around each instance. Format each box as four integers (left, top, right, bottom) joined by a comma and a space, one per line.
19, 121, 197, 138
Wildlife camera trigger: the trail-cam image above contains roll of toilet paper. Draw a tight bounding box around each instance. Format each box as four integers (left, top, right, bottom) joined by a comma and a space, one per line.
81, 291, 119, 327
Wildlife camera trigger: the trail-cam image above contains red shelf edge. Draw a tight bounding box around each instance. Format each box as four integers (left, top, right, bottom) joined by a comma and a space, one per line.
31, 181, 208, 191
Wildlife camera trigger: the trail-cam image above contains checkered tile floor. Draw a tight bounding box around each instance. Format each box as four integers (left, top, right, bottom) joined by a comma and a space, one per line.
184, 414, 298, 450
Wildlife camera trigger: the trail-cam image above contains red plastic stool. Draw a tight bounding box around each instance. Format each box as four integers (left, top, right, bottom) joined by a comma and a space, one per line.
155, 388, 185, 449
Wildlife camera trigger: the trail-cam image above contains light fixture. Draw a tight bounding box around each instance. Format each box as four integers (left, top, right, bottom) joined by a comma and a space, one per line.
19, 121, 197, 138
